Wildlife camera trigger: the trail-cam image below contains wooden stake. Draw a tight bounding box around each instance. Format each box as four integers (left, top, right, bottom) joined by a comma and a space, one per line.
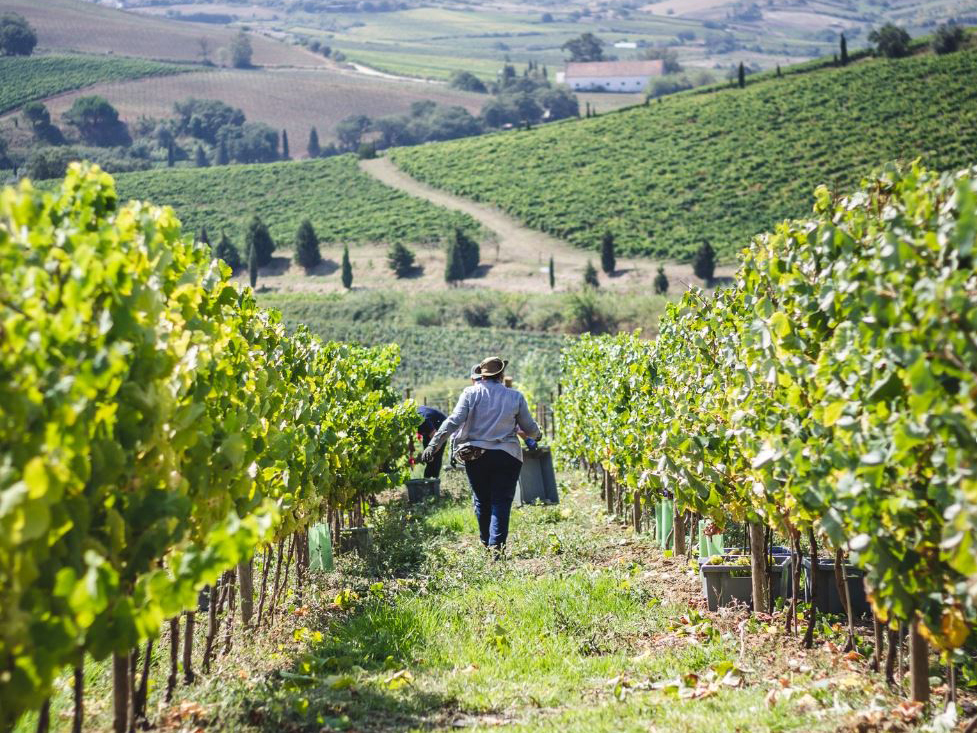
802, 528, 818, 648
72, 662, 84, 733
112, 652, 129, 733
673, 505, 687, 556
166, 617, 179, 702
909, 619, 930, 703
183, 612, 196, 685
222, 570, 237, 655
35, 699, 50, 733
133, 640, 152, 723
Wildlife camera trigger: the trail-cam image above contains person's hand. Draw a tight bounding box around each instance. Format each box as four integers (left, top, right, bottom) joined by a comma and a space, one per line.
420, 445, 437, 464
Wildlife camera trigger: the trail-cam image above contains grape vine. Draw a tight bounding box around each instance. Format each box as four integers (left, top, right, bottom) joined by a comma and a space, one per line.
556, 163, 977, 658
0, 164, 418, 730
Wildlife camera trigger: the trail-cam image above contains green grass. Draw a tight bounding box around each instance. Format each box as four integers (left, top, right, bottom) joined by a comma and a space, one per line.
114, 155, 480, 245
0, 54, 191, 114
15, 471, 943, 733
392, 46, 977, 260
208, 472, 917, 732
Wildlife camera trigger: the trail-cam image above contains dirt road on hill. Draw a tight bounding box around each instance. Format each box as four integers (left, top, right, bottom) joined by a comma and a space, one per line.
358, 156, 733, 294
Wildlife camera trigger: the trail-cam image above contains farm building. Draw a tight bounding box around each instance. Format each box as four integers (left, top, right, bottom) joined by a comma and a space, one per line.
557, 60, 665, 92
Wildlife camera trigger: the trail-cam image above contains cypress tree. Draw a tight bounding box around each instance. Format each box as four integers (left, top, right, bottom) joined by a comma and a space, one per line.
195, 144, 209, 167
308, 127, 320, 158
653, 264, 669, 295
444, 237, 465, 283
600, 231, 615, 275
840, 33, 849, 65
776, 64, 782, 77
167, 141, 175, 167
341, 244, 353, 289
738, 62, 745, 88
248, 240, 258, 289
548, 256, 555, 289
294, 219, 321, 271
583, 260, 599, 288
198, 226, 210, 247
216, 139, 229, 165
282, 129, 290, 159
453, 228, 479, 276
693, 241, 716, 286
245, 216, 275, 268
215, 231, 243, 273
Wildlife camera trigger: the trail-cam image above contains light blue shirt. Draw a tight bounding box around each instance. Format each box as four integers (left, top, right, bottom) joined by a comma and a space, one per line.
429, 380, 541, 462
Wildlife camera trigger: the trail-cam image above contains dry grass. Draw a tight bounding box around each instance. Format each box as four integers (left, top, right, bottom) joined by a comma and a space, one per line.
43, 67, 484, 147
3, 0, 325, 67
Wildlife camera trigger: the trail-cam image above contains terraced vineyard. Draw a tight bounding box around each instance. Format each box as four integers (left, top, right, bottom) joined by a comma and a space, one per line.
392, 47, 977, 260
114, 155, 480, 245
0, 54, 191, 114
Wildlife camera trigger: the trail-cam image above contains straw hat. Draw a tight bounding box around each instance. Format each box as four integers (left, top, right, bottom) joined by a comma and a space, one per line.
476, 356, 508, 378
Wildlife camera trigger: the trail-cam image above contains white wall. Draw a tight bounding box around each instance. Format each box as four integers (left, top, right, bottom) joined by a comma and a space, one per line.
566, 76, 649, 92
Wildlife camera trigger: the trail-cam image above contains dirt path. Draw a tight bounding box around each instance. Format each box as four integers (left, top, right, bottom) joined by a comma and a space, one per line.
359, 155, 733, 293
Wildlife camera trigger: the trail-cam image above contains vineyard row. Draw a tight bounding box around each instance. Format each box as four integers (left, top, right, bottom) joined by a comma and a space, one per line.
555, 162, 977, 702
0, 164, 418, 731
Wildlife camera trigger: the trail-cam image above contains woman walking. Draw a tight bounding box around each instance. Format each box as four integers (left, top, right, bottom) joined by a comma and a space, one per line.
421, 356, 540, 555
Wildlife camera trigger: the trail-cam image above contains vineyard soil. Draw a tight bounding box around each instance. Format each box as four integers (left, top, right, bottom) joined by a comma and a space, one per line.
17, 471, 952, 732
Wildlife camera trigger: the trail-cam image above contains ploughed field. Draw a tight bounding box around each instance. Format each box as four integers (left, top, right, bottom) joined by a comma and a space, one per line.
391, 47, 977, 260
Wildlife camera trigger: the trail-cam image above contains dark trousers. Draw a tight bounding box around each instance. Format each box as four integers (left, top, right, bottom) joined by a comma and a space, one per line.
464, 449, 522, 549
421, 433, 445, 478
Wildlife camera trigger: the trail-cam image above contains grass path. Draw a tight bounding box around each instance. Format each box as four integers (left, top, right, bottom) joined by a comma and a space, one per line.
359, 156, 733, 293
182, 470, 926, 733
20, 470, 938, 732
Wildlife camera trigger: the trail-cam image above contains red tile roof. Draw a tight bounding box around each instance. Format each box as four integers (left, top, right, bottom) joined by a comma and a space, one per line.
564, 60, 665, 78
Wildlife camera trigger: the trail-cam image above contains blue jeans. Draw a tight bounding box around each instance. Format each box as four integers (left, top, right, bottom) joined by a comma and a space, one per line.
465, 449, 522, 549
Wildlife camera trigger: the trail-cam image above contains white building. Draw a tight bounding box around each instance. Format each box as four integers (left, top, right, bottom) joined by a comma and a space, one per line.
559, 60, 665, 92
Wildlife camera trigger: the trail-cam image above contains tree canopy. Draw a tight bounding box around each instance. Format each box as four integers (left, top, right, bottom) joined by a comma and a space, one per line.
0, 12, 37, 56
562, 33, 604, 62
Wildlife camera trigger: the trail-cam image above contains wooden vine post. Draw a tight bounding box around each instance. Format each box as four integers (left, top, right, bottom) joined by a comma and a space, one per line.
673, 505, 686, 557
748, 522, 768, 614
908, 620, 930, 703
112, 652, 128, 733
238, 560, 255, 628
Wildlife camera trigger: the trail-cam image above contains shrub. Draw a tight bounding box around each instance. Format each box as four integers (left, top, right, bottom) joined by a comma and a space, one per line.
0, 12, 37, 56
868, 23, 911, 58
63, 95, 130, 147
654, 265, 669, 294
449, 70, 488, 93
294, 219, 322, 271
583, 260, 599, 288
932, 23, 966, 55
387, 242, 416, 278
214, 231, 242, 272
245, 216, 275, 268
693, 241, 715, 285
229, 30, 253, 68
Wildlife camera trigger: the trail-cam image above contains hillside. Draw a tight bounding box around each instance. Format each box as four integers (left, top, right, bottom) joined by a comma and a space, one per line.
114, 155, 479, 245
392, 47, 977, 259
41, 66, 483, 149
0, 54, 191, 115
0, 0, 324, 66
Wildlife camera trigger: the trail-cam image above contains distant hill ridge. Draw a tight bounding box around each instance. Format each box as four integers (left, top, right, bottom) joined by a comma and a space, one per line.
391, 45, 977, 260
